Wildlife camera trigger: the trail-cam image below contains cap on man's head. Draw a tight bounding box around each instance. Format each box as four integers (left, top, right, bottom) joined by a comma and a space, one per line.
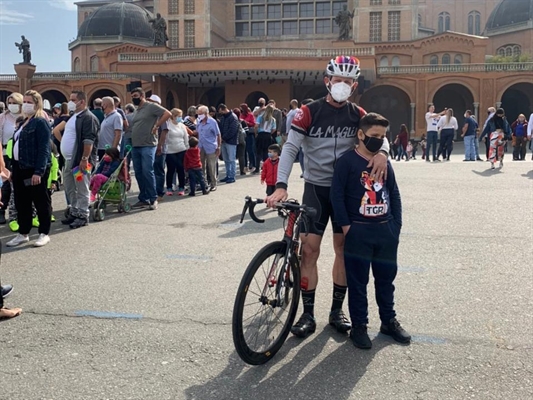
148, 94, 162, 105
53, 103, 62, 109
218, 103, 228, 111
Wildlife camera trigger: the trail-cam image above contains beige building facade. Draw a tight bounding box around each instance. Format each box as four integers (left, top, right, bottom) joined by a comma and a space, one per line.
1, 0, 532, 137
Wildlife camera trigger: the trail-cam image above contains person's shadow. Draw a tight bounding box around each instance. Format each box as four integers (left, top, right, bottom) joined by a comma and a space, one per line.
472, 167, 503, 177
185, 326, 392, 400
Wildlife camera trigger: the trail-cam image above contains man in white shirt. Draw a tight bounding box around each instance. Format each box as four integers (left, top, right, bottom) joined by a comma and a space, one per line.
425, 104, 445, 162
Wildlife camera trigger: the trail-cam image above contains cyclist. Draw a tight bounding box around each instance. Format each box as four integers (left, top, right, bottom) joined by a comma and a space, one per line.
266, 55, 389, 338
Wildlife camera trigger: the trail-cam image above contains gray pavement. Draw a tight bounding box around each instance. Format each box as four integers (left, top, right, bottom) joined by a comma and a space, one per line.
1, 148, 532, 400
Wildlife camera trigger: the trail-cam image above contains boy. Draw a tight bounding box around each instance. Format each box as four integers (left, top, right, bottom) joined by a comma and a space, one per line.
330, 113, 410, 349
260, 144, 281, 196
184, 137, 209, 196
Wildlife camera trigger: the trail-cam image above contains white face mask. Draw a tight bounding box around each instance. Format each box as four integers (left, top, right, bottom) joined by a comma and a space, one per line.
8, 104, 21, 114
329, 82, 353, 103
197, 114, 206, 122
68, 101, 77, 112
22, 103, 36, 116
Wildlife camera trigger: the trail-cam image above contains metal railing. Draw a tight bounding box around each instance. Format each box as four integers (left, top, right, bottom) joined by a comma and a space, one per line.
378, 62, 533, 75
118, 46, 376, 62
31, 72, 131, 80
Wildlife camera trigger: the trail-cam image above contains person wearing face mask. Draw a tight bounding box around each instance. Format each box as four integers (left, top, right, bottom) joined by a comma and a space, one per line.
165, 108, 191, 196
6, 90, 52, 248
266, 56, 389, 340
510, 114, 528, 161
98, 96, 123, 161
330, 112, 410, 349
479, 108, 512, 169
0, 92, 23, 224
196, 105, 221, 191
253, 98, 266, 118
58, 90, 100, 229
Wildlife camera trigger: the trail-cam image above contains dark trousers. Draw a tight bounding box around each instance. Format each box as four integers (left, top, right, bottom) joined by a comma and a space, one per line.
237, 143, 246, 174
344, 221, 400, 325
1, 156, 12, 211
266, 185, 275, 196
165, 151, 186, 190
12, 161, 51, 236
154, 153, 166, 197
513, 137, 527, 160
188, 169, 207, 194
426, 131, 438, 160
245, 134, 256, 169
438, 129, 454, 159
485, 137, 490, 159
256, 132, 273, 169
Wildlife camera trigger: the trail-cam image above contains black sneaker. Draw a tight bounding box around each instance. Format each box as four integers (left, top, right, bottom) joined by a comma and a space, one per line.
202, 190, 209, 195
290, 313, 316, 338
0, 211, 6, 225
1, 284, 13, 299
350, 325, 372, 349
380, 318, 411, 344
132, 201, 149, 209
61, 215, 77, 225
329, 309, 351, 333
70, 218, 88, 229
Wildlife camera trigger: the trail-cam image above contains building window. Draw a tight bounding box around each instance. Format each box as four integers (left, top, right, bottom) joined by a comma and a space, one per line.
251, 21, 265, 36
454, 54, 462, 64
90, 55, 98, 72
438, 12, 450, 33
316, 18, 331, 34
388, 11, 400, 41
73, 57, 81, 72
391, 56, 400, 66
513, 45, 521, 57
468, 11, 481, 35
370, 0, 382, 5
497, 48, 505, 56
389, 0, 400, 4
235, 0, 347, 38
267, 21, 281, 36
418, 14, 422, 27
496, 45, 522, 58
168, 0, 178, 15
430, 55, 438, 65
442, 54, 451, 64
369, 12, 382, 42
169, 20, 179, 49
379, 56, 388, 66
184, 0, 194, 14
505, 47, 512, 57
184, 20, 195, 48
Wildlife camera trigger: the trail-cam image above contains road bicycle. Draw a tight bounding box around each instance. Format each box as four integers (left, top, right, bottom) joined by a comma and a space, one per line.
232, 196, 316, 365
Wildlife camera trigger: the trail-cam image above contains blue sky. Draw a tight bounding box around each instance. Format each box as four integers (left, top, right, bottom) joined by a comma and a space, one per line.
0, 0, 79, 73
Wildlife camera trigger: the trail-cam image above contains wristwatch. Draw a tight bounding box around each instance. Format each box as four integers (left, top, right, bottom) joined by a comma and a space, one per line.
81, 156, 89, 161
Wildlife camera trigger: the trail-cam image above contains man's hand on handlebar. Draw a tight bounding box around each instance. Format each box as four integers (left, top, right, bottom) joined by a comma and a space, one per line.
266, 188, 288, 208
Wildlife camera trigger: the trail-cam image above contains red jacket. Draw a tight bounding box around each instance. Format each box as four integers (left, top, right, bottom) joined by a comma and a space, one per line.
261, 158, 279, 186
241, 113, 255, 128
184, 147, 202, 171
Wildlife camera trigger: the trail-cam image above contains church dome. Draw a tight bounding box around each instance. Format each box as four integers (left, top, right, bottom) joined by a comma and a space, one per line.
485, 0, 533, 32
77, 2, 154, 41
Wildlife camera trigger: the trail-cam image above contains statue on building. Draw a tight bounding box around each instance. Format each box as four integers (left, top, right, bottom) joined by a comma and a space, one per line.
150, 13, 169, 46
335, 5, 355, 41
15, 35, 32, 64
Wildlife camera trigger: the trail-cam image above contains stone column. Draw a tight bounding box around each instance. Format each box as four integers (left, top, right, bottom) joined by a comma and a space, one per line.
14, 63, 36, 94
410, 102, 416, 137
473, 102, 479, 122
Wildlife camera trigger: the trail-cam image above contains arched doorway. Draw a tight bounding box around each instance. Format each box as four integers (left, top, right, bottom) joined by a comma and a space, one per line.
41, 90, 68, 108
244, 91, 268, 109
89, 89, 118, 109
165, 91, 176, 110
359, 85, 411, 140
0, 90, 13, 104
199, 88, 225, 108
432, 84, 474, 138
501, 82, 533, 122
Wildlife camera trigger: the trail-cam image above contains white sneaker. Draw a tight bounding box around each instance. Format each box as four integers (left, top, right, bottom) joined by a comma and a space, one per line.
6, 234, 29, 247
149, 200, 158, 210
34, 234, 50, 247
499, 160, 503, 168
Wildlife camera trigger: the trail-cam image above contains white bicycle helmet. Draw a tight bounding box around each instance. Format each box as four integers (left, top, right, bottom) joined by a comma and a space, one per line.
326, 55, 361, 79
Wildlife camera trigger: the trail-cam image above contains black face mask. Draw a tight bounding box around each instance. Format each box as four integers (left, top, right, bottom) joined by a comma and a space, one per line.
362, 134, 384, 153
132, 97, 141, 106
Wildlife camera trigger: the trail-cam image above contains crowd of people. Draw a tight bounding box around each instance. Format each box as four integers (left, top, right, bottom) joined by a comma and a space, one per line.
0, 54, 531, 335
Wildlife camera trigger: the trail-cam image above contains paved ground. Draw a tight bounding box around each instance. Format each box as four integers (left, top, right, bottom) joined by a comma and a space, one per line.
1, 147, 532, 400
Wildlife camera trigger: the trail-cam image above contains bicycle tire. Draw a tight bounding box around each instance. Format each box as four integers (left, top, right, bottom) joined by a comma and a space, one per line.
232, 241, 300, 365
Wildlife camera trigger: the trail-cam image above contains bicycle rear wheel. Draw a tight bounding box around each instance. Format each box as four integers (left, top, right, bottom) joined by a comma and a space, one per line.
232, 241, 300, 365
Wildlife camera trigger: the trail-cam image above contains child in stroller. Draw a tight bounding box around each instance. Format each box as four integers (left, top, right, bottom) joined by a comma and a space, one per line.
90, 148, 120, 203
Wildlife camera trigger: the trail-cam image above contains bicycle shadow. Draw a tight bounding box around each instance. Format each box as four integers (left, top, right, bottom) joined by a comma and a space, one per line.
218, 208, 281, 238
185, 326, 391, 400
522, 170, 533, 180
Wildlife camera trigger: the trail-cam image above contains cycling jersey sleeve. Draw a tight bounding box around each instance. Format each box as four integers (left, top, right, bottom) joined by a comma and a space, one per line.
275, 106, 310, 190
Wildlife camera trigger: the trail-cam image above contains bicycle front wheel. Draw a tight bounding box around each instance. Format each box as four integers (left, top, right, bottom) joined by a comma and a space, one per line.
232, 241, 300, 365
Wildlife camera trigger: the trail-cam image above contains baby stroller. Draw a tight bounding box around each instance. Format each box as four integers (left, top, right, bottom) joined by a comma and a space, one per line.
91, 149, 132, 222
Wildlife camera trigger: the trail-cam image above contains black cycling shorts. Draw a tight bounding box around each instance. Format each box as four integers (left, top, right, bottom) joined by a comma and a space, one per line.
300, 182, 342, 236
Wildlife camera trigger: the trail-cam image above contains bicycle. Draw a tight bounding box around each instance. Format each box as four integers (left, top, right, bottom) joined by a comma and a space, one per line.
232, 196, 316, 365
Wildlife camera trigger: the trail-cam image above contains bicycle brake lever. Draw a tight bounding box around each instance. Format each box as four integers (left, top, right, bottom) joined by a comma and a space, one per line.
239, 202, 249, 224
